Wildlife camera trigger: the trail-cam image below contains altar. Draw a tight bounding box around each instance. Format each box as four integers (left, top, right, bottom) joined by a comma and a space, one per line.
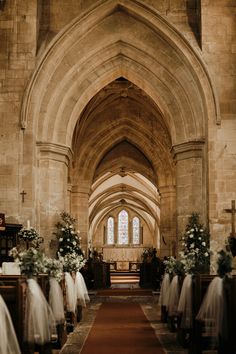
102, 246, 144, 271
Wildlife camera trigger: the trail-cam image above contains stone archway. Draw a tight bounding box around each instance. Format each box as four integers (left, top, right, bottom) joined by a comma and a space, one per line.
20, 0, 219, 254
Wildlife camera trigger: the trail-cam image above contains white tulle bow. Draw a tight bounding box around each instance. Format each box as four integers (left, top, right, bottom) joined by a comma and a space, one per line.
25, 278, 56, 344
0, 295, 21, 354
49, 277, 65, 324
167, 275, 180, 316
64, 272, 77, 313
75, 271, 90, 307
158, 273, 170, 307
196, 276, 224, 341
178, 274, 193, 328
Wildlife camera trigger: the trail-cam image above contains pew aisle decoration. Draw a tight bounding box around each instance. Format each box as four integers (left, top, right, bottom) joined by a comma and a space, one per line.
196, 245, 233, 346
45, 258, 65, 324
0, 294, 21, 354
10, 247, 47, 277
26, 278, 56, 345
177, 274, 193, 329
179, 213, 210, 274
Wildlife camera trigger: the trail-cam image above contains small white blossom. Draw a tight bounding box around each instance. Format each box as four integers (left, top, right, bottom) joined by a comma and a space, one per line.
190, 243, 195, 248
190, 234, 193, 238
59, 238, 63, 242
198, 237, 202, 240
202, 242, 206, 246
204, 252, 209, 256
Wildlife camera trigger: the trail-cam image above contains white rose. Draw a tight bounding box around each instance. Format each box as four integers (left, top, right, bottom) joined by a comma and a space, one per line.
190, 234, 193, 238
200, 229, 203, 232
59, 248, 63, 252
73, 241, 76, 245
198, 237, 202, 240
61, 228, 65, 231
202, 242, 206, 246
204, 252, 208, 256
190, 243, 195, 248
191, 229, 194, 232
59, 238, 63, 242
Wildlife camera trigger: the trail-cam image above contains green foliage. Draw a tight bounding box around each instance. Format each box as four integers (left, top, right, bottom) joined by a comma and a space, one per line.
179, 213, 210, 274
55, 211, 83, 257
164, 256, 184, 276
217, 249, 233, 278
10, 247, 46, 277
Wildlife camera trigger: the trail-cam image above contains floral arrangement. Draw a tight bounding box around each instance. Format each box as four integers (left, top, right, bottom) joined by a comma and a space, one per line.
179, 213, 210, 274
44, 257, 64, 282
18, 227, 39, 241
211, 239, 233, 277
54, 211, 84, 258
59, 252, 86, 273
10, 247, 47, 277
164, 256, 184, 276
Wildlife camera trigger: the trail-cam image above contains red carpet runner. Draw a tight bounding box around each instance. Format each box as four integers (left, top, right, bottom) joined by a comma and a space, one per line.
80, 302, 165, 354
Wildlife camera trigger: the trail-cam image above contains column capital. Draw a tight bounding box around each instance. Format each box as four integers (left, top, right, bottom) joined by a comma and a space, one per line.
171, 139, 205, 161
37, 142, 73, 166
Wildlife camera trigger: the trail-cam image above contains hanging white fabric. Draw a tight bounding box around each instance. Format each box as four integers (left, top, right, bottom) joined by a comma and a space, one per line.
25, 278, 56, 345
64, 272, 77, 313
49, 277, 65, 324
75, 271, 90, 307
0, 294, 21, 354
158, 273, 170, 307
177, 274, 193, 329
167, 275, 180, 316
196, 276, 224, 342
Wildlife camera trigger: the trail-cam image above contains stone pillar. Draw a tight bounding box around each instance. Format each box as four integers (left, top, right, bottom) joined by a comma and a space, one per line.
172, 140, 207, 238
159, 185, 176, 257
37, 142, 72, 255
71, 182, 90, 255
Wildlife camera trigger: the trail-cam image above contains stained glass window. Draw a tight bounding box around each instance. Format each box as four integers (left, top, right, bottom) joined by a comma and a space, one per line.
107, 217, 114, 244
118, 210, 129, 244
132, 217, 140, 244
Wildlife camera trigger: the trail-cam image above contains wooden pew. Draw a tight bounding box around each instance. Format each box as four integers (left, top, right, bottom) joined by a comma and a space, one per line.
0, 275, 26, 351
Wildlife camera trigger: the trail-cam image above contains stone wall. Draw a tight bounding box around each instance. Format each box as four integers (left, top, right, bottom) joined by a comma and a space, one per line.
202, 0, 236, 244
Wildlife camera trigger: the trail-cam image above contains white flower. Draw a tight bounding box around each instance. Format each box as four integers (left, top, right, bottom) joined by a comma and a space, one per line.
190, 243, 195, 248
204, 252, 209, 256
67, 238, 70, 241
69, 225, 73, 229
198, 237, 202, 240
61, 228, 65, 231
190, 234, 193, 238
191, 228, 194, 232
59, 248, 63, 252
73, 241, 76, 245
202, 242, 206, 246
71, 231, 74, 234
200, 229, 203, 232
59, 238, 63, 242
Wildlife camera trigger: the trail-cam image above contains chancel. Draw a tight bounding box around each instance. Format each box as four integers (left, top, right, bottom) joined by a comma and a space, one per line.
0, 1, 236, 354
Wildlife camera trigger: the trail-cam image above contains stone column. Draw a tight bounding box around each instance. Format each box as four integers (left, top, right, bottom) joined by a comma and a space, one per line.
71, 182, 90, 255
37, 142, 72, 255
159, 185, 176, 257
172, 140, 207, 238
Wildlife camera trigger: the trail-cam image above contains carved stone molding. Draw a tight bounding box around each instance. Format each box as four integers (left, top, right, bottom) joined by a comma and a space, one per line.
37, 142, 73, 166
171, 140, 205, 161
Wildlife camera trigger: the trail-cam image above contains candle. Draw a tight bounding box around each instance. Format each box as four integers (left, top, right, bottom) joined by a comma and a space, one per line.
27, 220, 30, 229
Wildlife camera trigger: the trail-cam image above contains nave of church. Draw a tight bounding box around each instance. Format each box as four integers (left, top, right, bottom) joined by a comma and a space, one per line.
0, 0, 236, 353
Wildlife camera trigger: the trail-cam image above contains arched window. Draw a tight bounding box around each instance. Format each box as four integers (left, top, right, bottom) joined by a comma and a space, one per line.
107, 217, 114, 244
118, 210, 129, 244
132, 217, 140, 244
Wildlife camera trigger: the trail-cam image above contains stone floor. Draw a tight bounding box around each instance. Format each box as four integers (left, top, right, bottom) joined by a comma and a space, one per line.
57, 293, 217, 354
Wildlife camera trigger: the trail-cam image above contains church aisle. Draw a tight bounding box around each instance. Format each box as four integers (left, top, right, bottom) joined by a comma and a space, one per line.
59, 300, 189, 354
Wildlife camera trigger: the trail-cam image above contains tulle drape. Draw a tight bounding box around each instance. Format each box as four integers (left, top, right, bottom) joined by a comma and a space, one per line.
167, 275, 180, 316
0, 295, 21, 354
75, 271, 90, 307
25, 278, 56, 344
158, 273, 170, 307
177, 274, 193, 329
64, 272, 77, 313
196, 276, 224, 342
49, 277, 65, 324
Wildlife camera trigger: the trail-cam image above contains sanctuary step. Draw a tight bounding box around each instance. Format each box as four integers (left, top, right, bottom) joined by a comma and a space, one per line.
110, 271, 140, 288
